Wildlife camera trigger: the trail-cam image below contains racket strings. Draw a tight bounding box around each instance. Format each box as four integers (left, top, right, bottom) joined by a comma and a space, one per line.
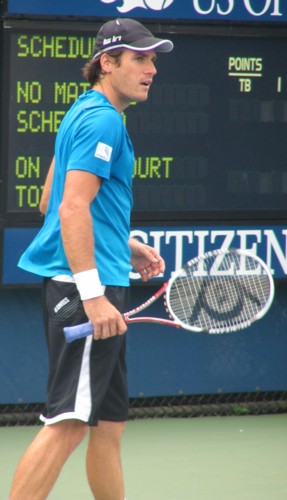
236, 255, 270, 321
168, 252, 272, 333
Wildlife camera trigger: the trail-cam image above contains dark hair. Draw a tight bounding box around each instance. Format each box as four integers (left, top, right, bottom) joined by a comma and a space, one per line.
82, 50, 123, 87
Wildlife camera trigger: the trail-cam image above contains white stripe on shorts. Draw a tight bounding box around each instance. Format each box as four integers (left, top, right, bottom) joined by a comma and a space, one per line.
75, 335, 93, 419
40, 335, 93, 425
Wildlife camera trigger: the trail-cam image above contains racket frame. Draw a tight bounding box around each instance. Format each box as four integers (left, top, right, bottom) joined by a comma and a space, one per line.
63, 248, 274, 342
164, 248, 275, 334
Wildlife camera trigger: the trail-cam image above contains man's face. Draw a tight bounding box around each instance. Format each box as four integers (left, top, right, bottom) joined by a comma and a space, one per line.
108, 50, 157, 108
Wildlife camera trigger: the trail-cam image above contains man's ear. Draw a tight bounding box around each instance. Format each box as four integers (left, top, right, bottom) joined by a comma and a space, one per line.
99, 53, 113, 74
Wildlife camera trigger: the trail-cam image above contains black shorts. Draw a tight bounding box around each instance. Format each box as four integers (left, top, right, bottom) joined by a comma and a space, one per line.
41, 278, 130, 426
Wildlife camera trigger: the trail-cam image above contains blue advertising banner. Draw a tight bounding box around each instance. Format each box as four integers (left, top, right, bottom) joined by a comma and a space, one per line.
6, 0, 287, 22
3, 225, 287, 284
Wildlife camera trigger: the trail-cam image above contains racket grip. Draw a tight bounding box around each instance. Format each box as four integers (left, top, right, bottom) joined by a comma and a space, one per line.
63, 321, 93, 343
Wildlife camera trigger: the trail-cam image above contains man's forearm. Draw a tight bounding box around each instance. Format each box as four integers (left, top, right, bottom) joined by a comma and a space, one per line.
59, 202, 96, 274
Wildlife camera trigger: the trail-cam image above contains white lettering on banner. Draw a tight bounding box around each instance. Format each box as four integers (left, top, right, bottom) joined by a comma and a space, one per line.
129, 227, 287, 280
192, 230, 209, 276
209, 230, 236, 250
100, 0, 174, 14
193, 251, 262, 277
264, 229, 287, 273
244, 0, 282, 16
192, 0, 282, 17
100, 0, 282, 17
150, 230, 165, 256
217, 0, 233, 15
237, 230, 262, 253
131, 229, 149, 245
165, 231, 193, 271
193, 0, 215, 15
193, 0, 233, 15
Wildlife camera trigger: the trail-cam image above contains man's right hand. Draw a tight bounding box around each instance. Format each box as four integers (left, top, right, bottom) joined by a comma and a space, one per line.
83, 296, 127, 340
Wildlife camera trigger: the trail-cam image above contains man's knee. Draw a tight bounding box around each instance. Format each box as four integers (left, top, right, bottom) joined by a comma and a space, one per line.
90, 420, 126, 445
46, 419, 89, 454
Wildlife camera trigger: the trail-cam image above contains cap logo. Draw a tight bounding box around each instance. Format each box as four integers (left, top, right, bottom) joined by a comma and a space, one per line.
103, 35, 122, 46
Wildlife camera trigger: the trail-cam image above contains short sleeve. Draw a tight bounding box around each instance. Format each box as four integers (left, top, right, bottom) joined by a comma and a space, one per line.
67, 107, 124, 180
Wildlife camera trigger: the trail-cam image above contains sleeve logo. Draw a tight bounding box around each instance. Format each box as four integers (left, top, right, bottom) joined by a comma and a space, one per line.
94, 142, 113, 162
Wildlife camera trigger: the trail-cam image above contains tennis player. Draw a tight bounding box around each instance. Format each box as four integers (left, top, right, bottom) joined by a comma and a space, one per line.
9, 18, 173, 500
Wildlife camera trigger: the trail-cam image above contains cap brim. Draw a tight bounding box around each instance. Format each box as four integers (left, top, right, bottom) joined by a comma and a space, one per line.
130, 37, 174, 53
93, 37, 173, 60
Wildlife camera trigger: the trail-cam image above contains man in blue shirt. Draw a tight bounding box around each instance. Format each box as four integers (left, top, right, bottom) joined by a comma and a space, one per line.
10, 18, 173, 500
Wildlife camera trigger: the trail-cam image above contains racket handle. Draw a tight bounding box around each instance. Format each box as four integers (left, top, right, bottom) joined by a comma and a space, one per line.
64, 321, 93, 343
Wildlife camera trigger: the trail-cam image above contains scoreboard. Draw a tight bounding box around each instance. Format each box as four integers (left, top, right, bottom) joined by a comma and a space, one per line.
2, 20, 287, 284
2, 22, 287, 224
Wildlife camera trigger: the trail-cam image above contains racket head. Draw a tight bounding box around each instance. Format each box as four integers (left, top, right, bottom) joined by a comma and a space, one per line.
165, 248, 274, 334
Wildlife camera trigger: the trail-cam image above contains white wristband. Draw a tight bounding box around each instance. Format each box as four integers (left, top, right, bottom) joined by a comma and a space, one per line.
73, 268, 104, 301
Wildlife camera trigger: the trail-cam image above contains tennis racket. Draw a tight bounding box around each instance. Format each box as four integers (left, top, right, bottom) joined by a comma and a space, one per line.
63, 248, 274, 343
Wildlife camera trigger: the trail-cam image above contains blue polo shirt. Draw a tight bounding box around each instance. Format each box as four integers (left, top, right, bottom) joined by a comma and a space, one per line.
18, 90, 134, 286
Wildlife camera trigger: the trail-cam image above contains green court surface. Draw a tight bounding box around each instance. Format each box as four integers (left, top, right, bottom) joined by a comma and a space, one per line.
1, 414, 286, 499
